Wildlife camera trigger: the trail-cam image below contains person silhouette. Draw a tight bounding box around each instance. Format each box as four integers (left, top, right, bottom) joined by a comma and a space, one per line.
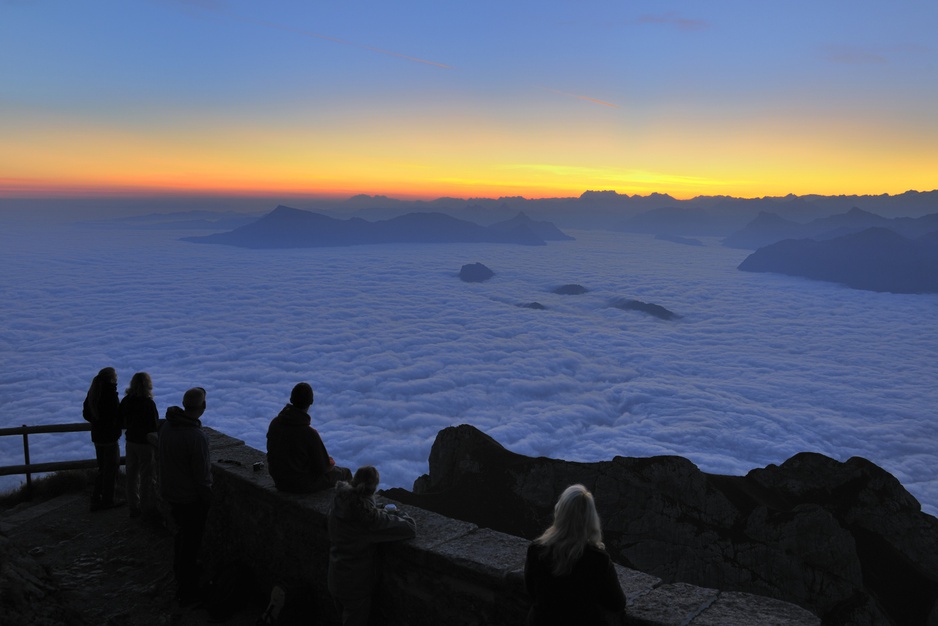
84, 367, 122, 511
120, 371, 159, 518
158, 387, 212, 605
266, 382, 351, 493
524, 484, 626, 625
327, 465, 416, 625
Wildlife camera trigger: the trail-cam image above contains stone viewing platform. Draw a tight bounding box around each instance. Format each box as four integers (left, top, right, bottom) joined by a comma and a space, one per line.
2, 427, 821, 625
203, 427, 819, 625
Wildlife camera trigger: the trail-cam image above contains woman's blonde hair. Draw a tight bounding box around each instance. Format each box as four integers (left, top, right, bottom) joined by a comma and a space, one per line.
125, 372, 153, 398
533, 484, 604, 576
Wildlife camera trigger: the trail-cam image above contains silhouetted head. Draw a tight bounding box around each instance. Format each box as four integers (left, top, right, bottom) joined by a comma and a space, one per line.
290, 382, 314, 410
126, 372, 153, 398
351, 465, 380, 496
98, 367, 117, 386
182, 387, 206, 418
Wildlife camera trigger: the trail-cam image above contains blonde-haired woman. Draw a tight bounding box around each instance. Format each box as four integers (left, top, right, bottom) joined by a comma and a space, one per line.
524, 484, 626, 625
120, 372, 159, 518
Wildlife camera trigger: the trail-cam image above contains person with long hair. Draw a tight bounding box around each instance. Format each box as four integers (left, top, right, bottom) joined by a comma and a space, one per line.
327, 465, 416, 626
120, 371, 159, 518
524, 484, 627, 625
83, 367, 122, 511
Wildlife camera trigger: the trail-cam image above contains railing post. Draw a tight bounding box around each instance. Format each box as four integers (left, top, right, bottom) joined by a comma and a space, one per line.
22, 425, 33, 500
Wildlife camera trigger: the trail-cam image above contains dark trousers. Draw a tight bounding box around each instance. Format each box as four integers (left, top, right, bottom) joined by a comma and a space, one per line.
170, 499, 210, 599
92, 441, 120, 504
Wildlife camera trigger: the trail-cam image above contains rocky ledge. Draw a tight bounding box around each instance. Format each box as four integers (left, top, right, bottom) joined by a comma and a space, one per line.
385, 425, 938, 626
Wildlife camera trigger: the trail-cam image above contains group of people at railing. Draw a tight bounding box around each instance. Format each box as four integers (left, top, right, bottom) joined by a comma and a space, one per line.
82, 368, 627, 625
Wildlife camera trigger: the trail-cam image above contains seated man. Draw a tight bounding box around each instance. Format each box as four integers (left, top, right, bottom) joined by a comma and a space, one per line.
267, 382, 351, 493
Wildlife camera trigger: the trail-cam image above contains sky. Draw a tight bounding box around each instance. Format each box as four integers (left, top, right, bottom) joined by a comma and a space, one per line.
2, 215, 936, 518
2, 0, 937, 201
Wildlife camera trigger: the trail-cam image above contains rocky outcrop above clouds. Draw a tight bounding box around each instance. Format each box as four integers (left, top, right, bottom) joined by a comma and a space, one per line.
610, 298, 680, 320
738, 227, 938, 294
552, 283, 588, 295
183, 205, 571, 248
384, 425, 938, 626
458, 262, 495, 283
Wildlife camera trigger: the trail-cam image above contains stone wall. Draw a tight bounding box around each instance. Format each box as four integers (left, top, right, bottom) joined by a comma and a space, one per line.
201, 428, 820, 625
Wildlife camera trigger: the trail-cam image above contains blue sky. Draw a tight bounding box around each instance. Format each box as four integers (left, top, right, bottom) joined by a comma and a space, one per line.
2, 0, 936, 199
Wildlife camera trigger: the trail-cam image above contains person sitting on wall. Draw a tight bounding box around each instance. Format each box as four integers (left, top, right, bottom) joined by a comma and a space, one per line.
524, 484, 627, 626
328, 465, 416, 626
266, 382, 352, 493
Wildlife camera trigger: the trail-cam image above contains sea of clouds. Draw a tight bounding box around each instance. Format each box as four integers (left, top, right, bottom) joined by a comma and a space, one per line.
1, 211, 936, 517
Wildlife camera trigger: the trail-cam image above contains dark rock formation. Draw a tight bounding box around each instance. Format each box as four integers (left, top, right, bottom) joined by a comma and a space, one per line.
552, 284, 588, 295
459, 263, 495, 283
738, 227, 938, 294
487, 211, 575, 241
519, 302, 546, 310
184, 205, 549, 248
610, 298, 680, 320
385, 425, 938, 626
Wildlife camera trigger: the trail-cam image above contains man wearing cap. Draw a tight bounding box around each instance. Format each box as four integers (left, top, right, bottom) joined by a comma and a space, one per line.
267, 382, 352, 493
158, 386, 212, 605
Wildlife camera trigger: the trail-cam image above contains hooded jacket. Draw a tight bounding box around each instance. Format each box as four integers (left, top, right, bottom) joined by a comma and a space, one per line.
158, 405, 212, 505
327, 481, 416, 600
266, 404, 333, 493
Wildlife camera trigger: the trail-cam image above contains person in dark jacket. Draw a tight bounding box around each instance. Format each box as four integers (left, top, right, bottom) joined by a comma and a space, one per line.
120, 371, 159, 518
158, 386, 212, 604
524, 484, 627, 626
328, 465, 416, 626
84, 367, 122, 511
266, 382, 351, 493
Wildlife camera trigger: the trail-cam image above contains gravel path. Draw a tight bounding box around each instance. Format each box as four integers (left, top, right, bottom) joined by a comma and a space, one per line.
1, 490, 266, 625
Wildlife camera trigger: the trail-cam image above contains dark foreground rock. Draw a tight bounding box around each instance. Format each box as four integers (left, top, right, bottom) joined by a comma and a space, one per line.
385, 425, 938, 626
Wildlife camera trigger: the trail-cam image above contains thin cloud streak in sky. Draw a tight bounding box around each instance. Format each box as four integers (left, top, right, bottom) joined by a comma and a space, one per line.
233, 14, 453, 70
637, 13, 710, 32
820, 44, 888, 65
545, 88, 619, 109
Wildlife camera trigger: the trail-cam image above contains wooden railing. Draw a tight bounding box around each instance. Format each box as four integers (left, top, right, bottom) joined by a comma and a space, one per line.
0, 423, 124, 498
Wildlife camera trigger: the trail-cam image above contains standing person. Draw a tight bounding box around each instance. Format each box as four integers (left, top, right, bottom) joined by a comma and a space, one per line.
328, 465, 416, 626
158, 386, 212, 605
83, 367, 122, 511
120, 371, 159, 518
524, 484, 627, 626
266, 382, 351, 493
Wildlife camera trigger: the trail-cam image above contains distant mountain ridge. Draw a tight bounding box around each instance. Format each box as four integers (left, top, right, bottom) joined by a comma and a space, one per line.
184, 205, 572, 248
738, 227, 938, 293
724, 207, 938, 249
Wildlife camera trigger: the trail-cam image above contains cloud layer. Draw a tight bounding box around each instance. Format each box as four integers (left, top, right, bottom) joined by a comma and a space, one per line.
1, 215, 936, 517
